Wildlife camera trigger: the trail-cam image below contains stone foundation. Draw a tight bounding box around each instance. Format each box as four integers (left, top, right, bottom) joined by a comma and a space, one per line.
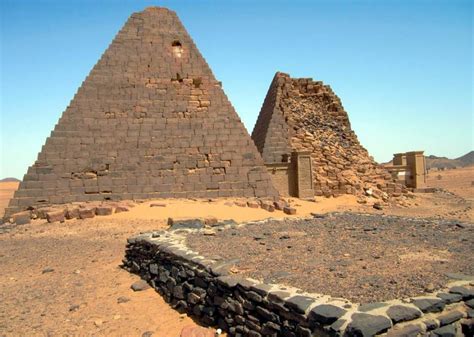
123, 217, 474, 337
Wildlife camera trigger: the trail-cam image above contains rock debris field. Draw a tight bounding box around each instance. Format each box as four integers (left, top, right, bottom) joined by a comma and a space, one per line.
187, 213, 474, 303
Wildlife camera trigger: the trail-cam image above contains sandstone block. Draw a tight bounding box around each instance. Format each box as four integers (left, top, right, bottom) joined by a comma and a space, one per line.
46, 210, 65, 223
79, 208, 96, 219
95, 206, 113, 216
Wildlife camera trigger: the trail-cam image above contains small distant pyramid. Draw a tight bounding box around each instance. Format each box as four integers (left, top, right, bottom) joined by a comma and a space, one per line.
5, 7, 277, 217
252, 72, 400, 197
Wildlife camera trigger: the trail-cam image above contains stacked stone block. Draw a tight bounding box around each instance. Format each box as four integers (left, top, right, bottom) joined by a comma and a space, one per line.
124, 217, 474, 337
4, 7, 277, 218
252, 72, 402, 197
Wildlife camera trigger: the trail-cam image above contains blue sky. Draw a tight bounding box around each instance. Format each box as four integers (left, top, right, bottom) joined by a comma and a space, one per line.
1, 0, 472, 179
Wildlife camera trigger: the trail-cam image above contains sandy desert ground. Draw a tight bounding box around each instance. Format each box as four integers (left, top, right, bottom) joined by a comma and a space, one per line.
426, 165, 474, 201
0, 167, 472, 336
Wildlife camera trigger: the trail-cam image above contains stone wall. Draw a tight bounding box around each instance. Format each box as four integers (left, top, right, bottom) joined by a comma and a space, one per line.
5, 7, 278, 218
252, 72, 403, 198
123, 218, 474, 337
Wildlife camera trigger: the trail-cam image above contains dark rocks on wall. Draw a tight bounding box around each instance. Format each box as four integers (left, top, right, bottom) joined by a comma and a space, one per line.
122, 218, 473, 337
4, 7, 278, 219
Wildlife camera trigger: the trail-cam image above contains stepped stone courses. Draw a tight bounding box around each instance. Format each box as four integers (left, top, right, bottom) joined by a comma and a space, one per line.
252, 72, 402, 197
4, 7, 278, 218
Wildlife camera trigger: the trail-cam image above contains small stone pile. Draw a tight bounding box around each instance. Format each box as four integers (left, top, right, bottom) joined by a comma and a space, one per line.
252, 72, 405, 198
7, 200, 134, 225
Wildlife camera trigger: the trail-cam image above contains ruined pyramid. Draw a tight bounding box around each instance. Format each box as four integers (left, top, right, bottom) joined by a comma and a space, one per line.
5, 7, 278, 217
252, 72, 402, 197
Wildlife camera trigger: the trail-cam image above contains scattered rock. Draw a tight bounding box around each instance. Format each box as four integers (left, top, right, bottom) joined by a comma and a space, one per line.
117, 296, 130, 304
168, 218, 204, 230
94, 319, 103, 327
202, 229, 215, 236
411, 297, 445, 313
204, 217, 218, 226
65, 207, 80, 219
285, 295, 315, 314
42, 267, 55, 274
11, 211, 31, 225
46, 210, 65, 223
309, 304, 347, 324
449, 285, 474, 300
373, 202, 383, 210
345, 313, 392, 336
115, 205, 130, 213
131, 280, 151, 291
385, 324, 422, 337
437, 310, 464, 326
150, 203, 166, 207
273, 201, 287, 211
142, 331, 154, 337
283, 206, 296, 215
247, 201, 260, 208
430, 324, 456, 337
261, 201, 275, 212
79, 208, 95, 219
386, 305, 422, 323
95, 206, 113, 216
69, 304, 80, 312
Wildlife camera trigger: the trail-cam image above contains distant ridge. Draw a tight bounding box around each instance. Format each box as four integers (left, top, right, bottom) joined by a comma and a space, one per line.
455, 150, 474, 166
0, 177, 20, 182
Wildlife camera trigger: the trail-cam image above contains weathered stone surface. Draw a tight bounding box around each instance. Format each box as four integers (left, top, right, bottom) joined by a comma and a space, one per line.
449, 286, 474, 300
437, 310, 464, 326
260, 201, 275, 212
466, 299, 474, 308
285, 295, 314, 314
251, 72, 402, 198
412, 297, 445, 313
150, 203, 166, 208
385, 324, 422, 337
46, 210, 65, 223
247, 201, 260, 208
430, 324, 456, 337
115, 206, 129, 213
131, 280, 150, 292
95, 206, 113, 216
345, 313, 392, 337
4, 7, 279, 219
11, 211, 31, 225
78, 208, 95, 219
168, 218, 204, 230
437, 292, 463, 304
309, 304, 346, 325
65, 207, 80, 219
386, 305, 422, 323
283, 206, 296, 215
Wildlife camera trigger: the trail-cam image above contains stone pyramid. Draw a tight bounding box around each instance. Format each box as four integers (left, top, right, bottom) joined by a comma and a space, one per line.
252, 72, 402, 197
5, 7, 278, 217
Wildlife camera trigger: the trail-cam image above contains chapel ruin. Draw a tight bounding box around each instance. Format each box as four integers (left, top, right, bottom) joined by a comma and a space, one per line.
4, 7, 278, 218
252, 72, 402, 198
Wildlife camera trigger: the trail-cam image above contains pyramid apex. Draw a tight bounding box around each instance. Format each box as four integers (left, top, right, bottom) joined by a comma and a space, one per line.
141, 6, 176, 14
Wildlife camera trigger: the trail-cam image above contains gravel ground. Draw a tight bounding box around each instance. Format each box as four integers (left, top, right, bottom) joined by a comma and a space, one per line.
187, 213, 474, 303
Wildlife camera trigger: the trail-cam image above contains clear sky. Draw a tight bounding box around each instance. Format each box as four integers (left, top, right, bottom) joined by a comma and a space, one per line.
1, 0, 472, 179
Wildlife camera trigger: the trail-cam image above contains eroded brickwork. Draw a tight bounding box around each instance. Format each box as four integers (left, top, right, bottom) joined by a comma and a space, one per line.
5, 7, 277, 217
252, 72, 401, 197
